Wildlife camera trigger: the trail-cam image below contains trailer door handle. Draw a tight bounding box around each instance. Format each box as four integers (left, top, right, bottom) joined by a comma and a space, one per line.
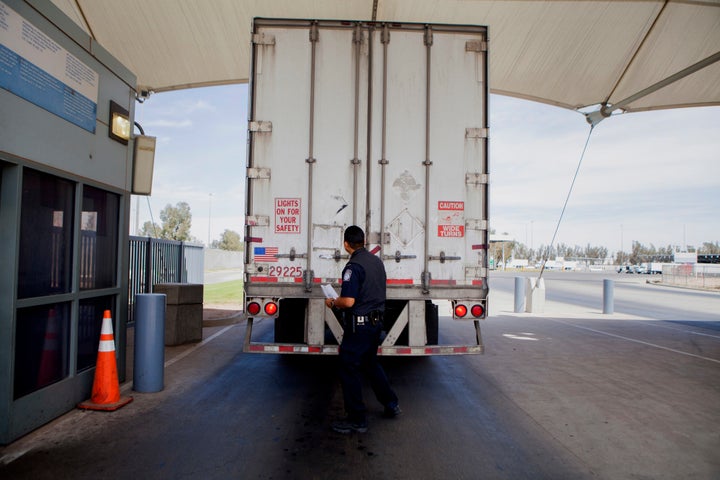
382, 251, 418, 263
428, 251, 462, 263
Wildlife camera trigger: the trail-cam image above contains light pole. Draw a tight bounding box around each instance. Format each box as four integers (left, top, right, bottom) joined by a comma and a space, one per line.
208, 193, 213, 247
530, 220, 534, 251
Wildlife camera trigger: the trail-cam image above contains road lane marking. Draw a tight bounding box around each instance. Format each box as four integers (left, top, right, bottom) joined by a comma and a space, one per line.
642, 321, 720, 340
503, 333, 539, 341
549, 319, 720, 364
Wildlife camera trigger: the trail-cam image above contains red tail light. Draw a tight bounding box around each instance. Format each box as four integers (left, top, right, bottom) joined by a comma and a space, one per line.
454, 304, 468, 318
264, 302, 278, 315
471, 304, 484, 317
247, 302, 261, 316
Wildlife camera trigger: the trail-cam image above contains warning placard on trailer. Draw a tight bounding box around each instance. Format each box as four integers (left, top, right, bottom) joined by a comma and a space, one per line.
275, 198, 301, 233
437, 201, 464, 237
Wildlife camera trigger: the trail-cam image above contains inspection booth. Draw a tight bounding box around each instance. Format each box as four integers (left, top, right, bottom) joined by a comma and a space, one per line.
0, 0, 143, 443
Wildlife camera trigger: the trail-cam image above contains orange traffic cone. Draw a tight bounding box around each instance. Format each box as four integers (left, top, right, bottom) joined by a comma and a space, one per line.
78, 310, 133, 411
37, 308, 61, 387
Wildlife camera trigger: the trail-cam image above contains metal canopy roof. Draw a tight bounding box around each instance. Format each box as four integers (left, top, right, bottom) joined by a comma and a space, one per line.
48, 0, 720, 116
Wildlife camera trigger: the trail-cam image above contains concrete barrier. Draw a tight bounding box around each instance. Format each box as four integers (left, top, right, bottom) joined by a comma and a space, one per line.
153, 283, 204, 345
514, 277, 526, 313
525, 277, 546, 313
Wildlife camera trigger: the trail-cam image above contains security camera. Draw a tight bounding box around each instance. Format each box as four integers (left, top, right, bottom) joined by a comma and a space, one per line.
136, 89, 152, 103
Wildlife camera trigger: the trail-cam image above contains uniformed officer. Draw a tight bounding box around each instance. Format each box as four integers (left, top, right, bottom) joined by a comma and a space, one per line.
325, 225, 401, 434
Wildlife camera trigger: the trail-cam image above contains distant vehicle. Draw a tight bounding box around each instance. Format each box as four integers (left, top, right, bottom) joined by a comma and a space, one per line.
617, 265, 643, 274
647, 262, 667, 274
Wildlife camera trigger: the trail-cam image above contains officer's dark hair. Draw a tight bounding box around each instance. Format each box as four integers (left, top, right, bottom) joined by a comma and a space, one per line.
344, 225, 365, 249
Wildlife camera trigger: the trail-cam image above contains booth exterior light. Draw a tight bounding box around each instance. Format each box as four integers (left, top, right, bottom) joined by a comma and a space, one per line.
132, 135, 157, 195
109, 100, 130, 144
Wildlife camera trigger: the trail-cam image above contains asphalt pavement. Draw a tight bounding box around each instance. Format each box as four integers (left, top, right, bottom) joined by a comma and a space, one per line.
1, 272, 718, 479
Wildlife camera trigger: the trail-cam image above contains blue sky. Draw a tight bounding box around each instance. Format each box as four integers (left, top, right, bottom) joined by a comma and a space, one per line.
132, 84, 719, 253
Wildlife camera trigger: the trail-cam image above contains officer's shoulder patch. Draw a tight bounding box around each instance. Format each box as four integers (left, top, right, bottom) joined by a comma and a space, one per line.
343, 269, 352, 282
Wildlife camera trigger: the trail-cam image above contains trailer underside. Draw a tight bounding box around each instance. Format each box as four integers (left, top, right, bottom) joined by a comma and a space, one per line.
243, 298, 485, 356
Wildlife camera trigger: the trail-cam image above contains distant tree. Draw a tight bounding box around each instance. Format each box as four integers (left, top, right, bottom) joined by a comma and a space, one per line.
217, 229, 243, 251
159, 202, 193, 241
535, 244, 555, 264
139, 220, 161, 238
491, 235, 720, 266
615, 250, 625, 265
700, 241, 720, 254
627, 240, 643, 265
584, 244, 608, 264
657, 245, 674, 261
136, 202, 196, 241
513, 243, 531, 260
559, 243, 571, 259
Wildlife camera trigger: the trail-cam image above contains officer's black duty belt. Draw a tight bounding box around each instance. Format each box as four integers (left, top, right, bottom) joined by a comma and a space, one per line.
352, 311, 383, 326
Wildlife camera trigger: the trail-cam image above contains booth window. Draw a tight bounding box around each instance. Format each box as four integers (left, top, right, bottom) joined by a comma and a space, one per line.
80, 186, 119, 290
14, 169, 122, 398
14, 303, 70, 399
18, 169, 75, 299
77, 296, 115, 372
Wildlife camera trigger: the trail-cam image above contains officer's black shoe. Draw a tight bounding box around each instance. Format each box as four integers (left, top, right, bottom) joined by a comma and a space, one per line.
383, 403, 402, 418
331, 418, 368, 434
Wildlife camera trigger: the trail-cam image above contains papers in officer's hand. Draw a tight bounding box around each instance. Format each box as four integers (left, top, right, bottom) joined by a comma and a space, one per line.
321, 284, 338, 299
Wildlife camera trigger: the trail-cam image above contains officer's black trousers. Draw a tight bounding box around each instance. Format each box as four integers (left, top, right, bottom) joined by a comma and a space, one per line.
338, 323, 398, 422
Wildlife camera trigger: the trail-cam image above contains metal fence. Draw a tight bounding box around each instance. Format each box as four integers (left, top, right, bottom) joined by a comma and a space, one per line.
662, 264, 720, 290
128, 236, 204, 323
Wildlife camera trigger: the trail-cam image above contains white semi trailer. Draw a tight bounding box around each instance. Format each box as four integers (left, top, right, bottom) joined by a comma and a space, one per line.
243, 18, 489, 355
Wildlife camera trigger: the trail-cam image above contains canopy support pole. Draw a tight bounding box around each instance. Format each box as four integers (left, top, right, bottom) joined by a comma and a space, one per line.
586, 50, 720, 126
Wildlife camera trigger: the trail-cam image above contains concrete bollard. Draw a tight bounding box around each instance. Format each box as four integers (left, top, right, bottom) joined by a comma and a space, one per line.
514, 277, 526, 313
134, 293, 166, 393
603, 279, 614, 314
525, 277, 546, 313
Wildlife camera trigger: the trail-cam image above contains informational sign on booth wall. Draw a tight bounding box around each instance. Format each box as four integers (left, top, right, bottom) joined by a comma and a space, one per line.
0, 1, 99, 132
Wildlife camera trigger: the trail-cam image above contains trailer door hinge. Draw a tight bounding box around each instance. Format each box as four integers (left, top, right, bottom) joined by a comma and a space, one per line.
252, 33, 276, 46
424, 26, 433, 47
246, 215, 270, 227
247, 167, 270, 179
466, 219, 488, 230
466, 173, 488, 186
249, 121, 272, 132
465, 40, 487, 52
465, 128, 488, 139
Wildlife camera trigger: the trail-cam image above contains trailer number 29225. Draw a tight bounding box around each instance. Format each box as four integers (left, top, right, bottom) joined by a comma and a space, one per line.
268, 266, 302, 277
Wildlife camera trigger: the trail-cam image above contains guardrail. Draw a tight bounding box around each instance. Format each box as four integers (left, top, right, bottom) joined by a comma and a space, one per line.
128, 236, 204, 323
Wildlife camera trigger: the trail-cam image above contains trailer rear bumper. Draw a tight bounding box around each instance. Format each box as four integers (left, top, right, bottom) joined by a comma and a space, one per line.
243, 317, 485, 356
244, 343, 483, 355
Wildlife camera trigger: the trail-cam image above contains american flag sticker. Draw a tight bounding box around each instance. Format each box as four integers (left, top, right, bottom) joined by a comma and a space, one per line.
254, 246, 279, 262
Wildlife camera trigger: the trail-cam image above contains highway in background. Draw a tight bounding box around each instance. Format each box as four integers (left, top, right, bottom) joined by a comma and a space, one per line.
490, 269, 720, 322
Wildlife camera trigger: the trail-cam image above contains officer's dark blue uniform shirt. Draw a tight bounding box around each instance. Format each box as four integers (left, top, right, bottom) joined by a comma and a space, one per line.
340, 247, 386, 315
